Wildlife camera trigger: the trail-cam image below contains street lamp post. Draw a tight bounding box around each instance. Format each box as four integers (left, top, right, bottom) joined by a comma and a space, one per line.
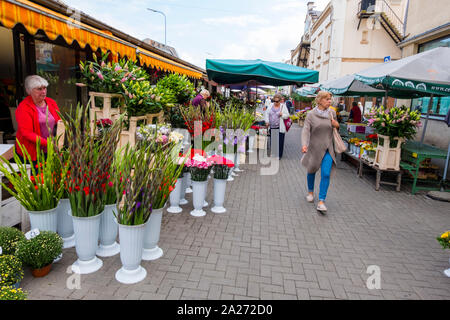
147, 8, 166, 45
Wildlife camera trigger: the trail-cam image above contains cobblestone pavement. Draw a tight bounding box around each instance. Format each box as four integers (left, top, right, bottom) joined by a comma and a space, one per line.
21, 125, 450, 300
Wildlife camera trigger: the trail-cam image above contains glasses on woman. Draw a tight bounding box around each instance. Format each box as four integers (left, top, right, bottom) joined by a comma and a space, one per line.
273, 100, 280, 103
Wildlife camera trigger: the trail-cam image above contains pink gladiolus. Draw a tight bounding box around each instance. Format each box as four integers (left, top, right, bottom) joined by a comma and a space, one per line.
97, 72, 104, 80
121, 77, 127, 83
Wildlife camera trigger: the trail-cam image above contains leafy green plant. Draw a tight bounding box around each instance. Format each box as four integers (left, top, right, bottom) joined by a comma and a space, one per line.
0, 138, 68, 211
156, 74, 195, 105
0, 286, 27, 300
437, 231, 450, 249
0, 227, 25, 256
213, 164, 231, 180
0, 255, 24, 286
122, 80, 163, 117
16, 231, 63, 270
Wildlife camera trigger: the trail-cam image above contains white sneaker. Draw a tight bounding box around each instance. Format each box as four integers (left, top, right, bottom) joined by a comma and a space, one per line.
317, 202, 327, 213
306, 194, 314, 202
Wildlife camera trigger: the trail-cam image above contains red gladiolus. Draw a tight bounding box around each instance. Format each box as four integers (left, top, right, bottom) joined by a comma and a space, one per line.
34, 185, 39, 190
83, 186, 89, 196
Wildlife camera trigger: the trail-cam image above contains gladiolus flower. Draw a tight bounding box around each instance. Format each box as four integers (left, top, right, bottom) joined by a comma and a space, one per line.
83, 186, 89, 196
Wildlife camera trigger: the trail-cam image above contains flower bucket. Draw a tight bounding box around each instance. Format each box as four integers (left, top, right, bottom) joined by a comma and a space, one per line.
31, 263, 52, 278
96, 204, 120, 257
57, 199, 75, 248
185, 172, 193, 194
224, 153, 235, 181
179, 173, 188, 205
142, 207, 164, 261
71, 211, 103, 274
167, 179, 183, 214
115, 222, 147, 284
211, 178, 227, 214
27, 207, 58, 233
190, 180, 208, 217
234, 152, 243, 173
248, 135, 255, 153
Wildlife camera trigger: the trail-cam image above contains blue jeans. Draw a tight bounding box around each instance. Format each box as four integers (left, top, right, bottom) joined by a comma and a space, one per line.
307, 150, 333, 201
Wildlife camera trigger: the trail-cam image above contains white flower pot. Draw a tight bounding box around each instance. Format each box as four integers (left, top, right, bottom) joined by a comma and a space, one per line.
57, 199, 75, 248
190, 180, 207, 217
211, 178, 227, 214
142, 208, 164, 261
27, 206, 58, 233
96, 204, 120, 257
444, 257, 450, 278
115, 222, 147, 284
248, 135, 255, 153
185, 172, 193, 193
167, 179, 183, 213
224, 153, 235, 181
179, 173, 188, 205
234, 152, 243, 172
71, 212, 103, 274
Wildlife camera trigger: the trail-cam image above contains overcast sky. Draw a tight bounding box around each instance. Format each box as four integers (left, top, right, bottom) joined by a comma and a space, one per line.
62, 0, 329, 69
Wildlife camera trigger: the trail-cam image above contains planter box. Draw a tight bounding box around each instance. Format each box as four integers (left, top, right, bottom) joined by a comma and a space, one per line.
373, 135, 404, 171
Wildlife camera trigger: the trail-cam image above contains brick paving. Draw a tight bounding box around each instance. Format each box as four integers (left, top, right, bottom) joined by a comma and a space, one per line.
20, 125, 450, 300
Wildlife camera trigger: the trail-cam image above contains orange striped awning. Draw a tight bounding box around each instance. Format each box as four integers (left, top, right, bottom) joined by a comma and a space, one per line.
0, 0, 202, 79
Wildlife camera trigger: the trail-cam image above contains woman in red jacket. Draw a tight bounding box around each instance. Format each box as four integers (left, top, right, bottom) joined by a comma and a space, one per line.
15, 75, 60, 165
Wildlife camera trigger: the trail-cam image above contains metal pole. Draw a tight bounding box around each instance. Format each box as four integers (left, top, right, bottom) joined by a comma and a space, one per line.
147, 8, 166, 45
420, 93, 433, 145
441, 142, 450, 191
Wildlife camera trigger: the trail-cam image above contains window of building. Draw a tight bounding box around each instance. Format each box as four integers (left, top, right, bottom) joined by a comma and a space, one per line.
0, 27, 16, 139
412, 35, 450, 118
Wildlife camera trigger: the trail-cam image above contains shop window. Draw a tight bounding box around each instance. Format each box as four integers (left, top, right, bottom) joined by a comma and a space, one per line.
0, 27, 16, 140
35, 40, 85, 116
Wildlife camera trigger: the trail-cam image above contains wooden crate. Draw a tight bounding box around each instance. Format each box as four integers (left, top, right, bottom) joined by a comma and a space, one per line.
119, 111, 165, 148
89, 91, 125, 122
373, 135, 404, 171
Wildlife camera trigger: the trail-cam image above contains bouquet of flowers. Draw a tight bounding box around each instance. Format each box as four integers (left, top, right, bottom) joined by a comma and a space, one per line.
96, 118, 113, 136
0, 137, 68, 211
185, 154, 212, 182
296, 108, 310, 121
61, 103, 123, 217
437, 231, 450, 249
122, 80, 163, 117
207, 155, 234, 180
366, 105, 422, 141
180, 103, 215, 137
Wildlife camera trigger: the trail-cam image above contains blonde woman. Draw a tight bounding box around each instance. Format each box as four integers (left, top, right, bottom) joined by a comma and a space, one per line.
264, 93, 290, 159
301, 91, 339, 213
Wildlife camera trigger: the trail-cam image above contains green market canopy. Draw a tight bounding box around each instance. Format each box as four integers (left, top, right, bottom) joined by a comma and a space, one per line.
319, 74, 386, 97
355, 47, 450, 97
206, 59, 319, 86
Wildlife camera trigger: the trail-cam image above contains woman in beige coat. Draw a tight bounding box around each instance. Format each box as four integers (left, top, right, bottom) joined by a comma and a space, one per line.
301, 91, 340, 213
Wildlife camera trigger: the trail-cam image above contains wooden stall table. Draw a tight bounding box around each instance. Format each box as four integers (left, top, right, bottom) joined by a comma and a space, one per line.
358, 156, 402, 191
400, 140, 449, 195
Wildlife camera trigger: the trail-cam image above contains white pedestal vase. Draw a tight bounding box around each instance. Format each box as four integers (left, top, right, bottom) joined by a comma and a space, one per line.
27, 207, 58, 233
185, 172, 193, 194
211, 178, 227, 214
179, 173, 188, 205
142, 207, 164, 261
57, 199, 75, 248
190, 180, 208, 217
248, 135, 255, 153
71, 212, 103, 274
167, 179, 183, 213
115, 222, 147, 284
234, 152, 243, 172
96, 204, 120, 257
225, 153, 235, 181
445, 257, 450, 278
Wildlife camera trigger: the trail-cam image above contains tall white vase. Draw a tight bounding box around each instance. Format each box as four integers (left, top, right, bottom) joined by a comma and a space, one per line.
28, 207, 58, 233
248, 135, 255, 153
142, 207, 164, 261
96, 204, 120, 257
115, 222, 147, 284
71, 211, 103, 274
224, 153, 235, 181
57, 199, 75, 248
185, 172, 193, 194
190, 180, 208, 217
179, 173, 188, 205
234, 152, 243, 172
167, 179, 183, 213
211, 178, 227, 214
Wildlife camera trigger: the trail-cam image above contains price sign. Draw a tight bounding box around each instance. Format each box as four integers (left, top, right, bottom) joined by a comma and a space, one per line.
25, 228, 40, 240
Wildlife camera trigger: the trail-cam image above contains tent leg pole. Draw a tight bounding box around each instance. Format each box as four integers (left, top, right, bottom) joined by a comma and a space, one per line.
441, 142, 450, 191
420, 93, 433, 145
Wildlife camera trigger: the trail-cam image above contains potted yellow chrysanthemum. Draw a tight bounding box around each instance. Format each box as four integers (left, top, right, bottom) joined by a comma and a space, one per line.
436, 231, 450, 277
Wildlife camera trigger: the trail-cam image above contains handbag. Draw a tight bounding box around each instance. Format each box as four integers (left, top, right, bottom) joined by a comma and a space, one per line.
283, 118, 292, 132
329, 112, 346, 153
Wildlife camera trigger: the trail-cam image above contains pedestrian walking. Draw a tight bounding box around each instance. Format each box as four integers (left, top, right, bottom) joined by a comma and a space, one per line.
301, 91, 339, 213
264, 93, 290, 159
